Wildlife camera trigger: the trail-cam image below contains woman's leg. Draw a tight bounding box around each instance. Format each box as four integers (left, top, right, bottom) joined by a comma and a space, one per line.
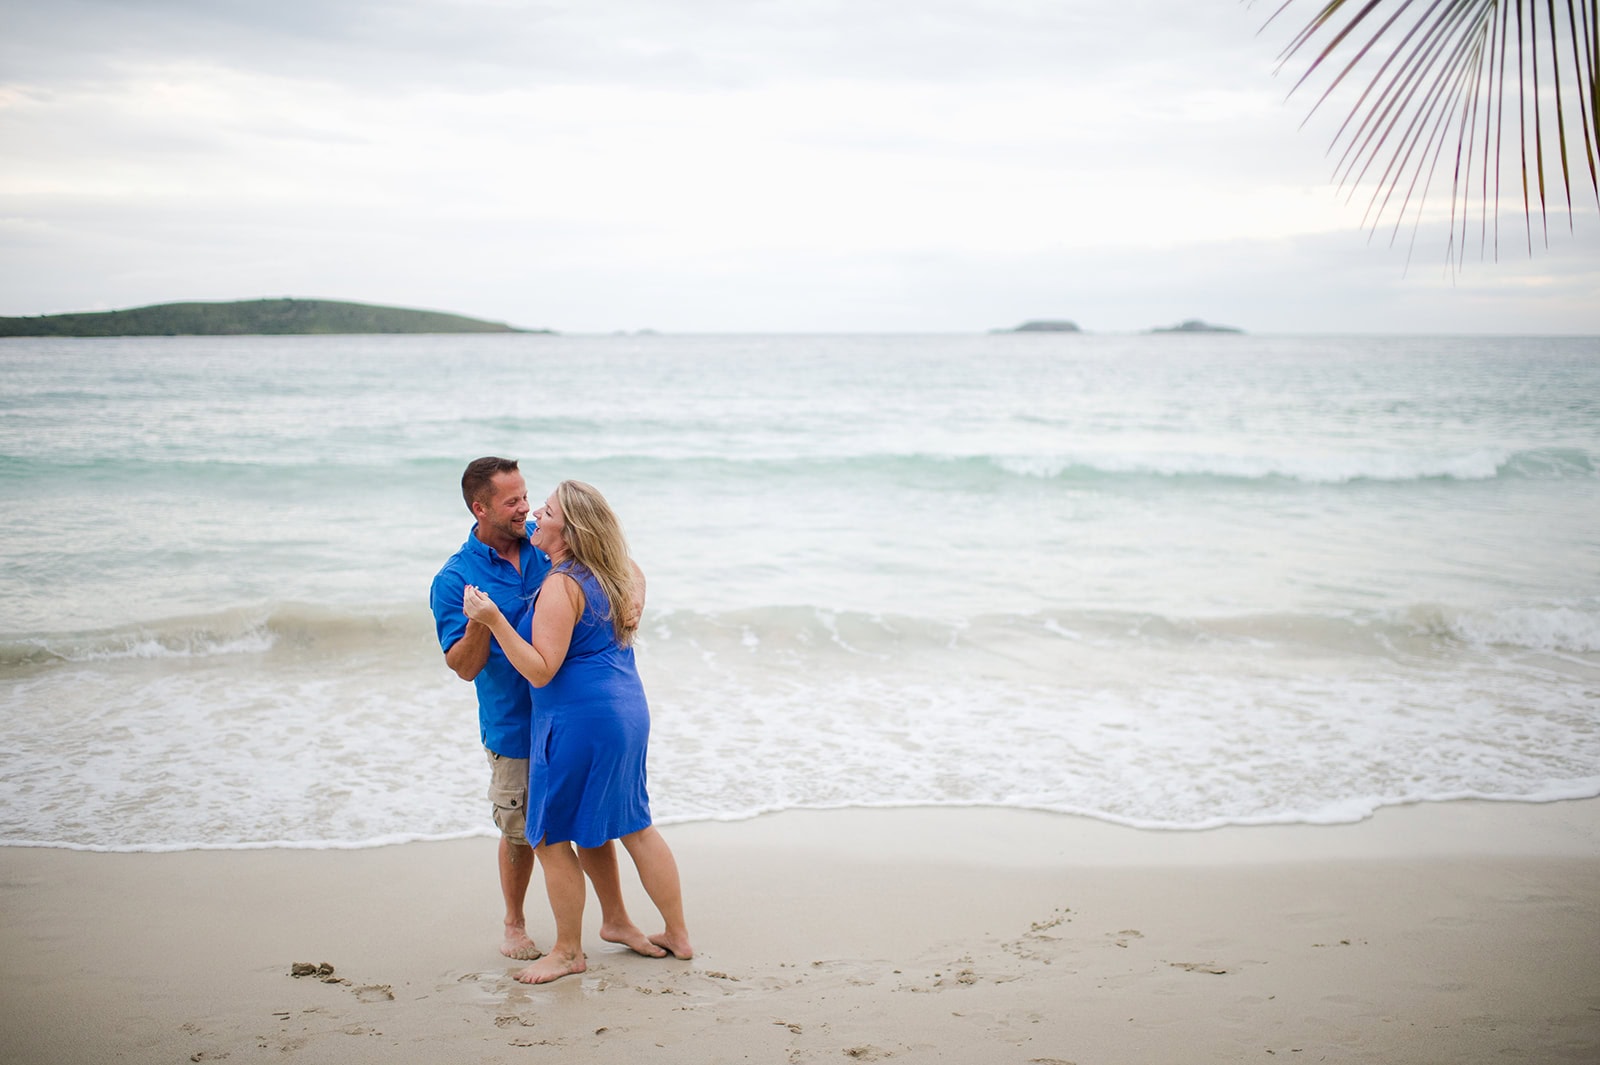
578, 842, 667, 957
619, 825, 693, 959
514, 840, 588, 984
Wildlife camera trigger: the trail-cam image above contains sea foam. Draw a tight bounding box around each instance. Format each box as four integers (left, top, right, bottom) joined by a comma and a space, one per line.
2, 332, 1596, 850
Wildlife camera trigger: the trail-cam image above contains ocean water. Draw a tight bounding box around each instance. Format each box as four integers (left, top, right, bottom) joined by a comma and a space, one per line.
1, 332, 1596, 851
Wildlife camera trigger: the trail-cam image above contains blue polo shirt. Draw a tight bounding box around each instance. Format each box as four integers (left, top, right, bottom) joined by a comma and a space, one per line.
430, 522, 551, 758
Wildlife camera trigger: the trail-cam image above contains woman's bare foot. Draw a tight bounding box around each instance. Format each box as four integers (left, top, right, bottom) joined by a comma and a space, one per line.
600, 918, 668, 958
514, 949, 586, 985
648, 931, 694, 960
501, 924, 541, 961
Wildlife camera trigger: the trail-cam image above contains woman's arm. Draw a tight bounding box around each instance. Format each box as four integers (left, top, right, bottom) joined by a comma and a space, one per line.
463, 573, 582, 687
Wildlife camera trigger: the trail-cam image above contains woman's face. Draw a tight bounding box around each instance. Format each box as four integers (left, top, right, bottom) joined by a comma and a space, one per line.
531, 489, 566, 556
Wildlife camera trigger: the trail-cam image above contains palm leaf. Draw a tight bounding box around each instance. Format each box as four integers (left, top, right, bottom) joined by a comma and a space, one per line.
1266, 0, 1599, 264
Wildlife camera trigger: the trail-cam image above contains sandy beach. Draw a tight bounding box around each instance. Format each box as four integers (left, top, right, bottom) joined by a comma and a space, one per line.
3, 800, 1597, 1064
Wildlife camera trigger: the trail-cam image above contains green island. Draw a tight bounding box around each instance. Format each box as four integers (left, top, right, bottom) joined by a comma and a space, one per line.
0, 298, 545, 337
1150, 318, 1243, 334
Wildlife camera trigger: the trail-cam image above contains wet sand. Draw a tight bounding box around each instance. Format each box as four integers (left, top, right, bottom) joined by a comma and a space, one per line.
2, 800, 1597, 1064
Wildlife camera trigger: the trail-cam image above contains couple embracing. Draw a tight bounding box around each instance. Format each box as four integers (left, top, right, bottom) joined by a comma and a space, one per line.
429, 457, 691, 985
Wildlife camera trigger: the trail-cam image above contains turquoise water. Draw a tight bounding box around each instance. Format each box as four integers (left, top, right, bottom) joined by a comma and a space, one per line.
1, 332, 1597, 848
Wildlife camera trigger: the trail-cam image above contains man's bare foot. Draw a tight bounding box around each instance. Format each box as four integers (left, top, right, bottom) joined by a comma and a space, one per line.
648, 931, 694, 960
600, 919, 668, 958
501, 925, 541, 961
514, 950, 586, 985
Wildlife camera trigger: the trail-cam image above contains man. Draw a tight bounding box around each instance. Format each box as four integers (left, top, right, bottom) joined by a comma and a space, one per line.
431, 457, 664, 960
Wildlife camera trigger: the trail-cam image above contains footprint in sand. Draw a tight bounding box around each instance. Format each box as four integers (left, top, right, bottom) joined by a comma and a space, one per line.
806, 959, 884, 987
1029, 910, 1072, 934
1002, 908, 1076, 962
289, 961, 346, 984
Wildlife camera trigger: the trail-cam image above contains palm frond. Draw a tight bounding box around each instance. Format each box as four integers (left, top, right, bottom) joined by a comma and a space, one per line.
1267, 0, 1599, 264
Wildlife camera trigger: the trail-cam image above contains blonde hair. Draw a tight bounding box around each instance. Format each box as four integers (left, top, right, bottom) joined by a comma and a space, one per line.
554, 480, 639, 647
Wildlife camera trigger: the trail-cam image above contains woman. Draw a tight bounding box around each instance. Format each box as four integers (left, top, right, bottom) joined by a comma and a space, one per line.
463, 479, 692, 984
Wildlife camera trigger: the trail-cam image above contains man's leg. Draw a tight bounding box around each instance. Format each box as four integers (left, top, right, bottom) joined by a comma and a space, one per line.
487, 750, 540, 959
499, 835, 540, 959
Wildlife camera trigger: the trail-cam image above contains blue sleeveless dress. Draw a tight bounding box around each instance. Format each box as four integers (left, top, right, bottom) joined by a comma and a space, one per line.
517, 565, 653, 848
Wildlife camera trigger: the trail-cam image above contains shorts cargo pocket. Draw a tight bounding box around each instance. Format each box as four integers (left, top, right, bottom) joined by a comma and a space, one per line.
485, 749, 530, 840
488, 782, 524, 813
488, 781, 526, 838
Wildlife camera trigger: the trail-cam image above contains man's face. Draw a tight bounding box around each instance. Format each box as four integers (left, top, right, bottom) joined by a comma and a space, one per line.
474, 471, 530, 543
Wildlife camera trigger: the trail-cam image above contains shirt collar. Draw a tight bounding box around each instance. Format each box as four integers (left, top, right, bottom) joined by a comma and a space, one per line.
466, 522, 546, 564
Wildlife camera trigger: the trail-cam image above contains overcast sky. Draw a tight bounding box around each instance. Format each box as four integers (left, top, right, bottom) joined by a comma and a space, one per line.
2, 0, 1596, 333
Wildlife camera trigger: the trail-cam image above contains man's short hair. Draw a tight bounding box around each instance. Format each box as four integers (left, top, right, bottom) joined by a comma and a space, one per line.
461, 456, 520, 513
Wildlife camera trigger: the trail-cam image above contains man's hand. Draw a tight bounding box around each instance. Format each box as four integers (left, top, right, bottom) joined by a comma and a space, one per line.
622, 562, 647, 629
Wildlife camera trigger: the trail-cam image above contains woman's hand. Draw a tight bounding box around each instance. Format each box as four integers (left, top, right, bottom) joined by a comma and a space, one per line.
462, 585, 504, 626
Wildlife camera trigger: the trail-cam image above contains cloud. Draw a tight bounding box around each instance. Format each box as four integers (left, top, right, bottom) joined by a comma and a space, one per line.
3, 0, 1262, 90
1, 0, 1594, 330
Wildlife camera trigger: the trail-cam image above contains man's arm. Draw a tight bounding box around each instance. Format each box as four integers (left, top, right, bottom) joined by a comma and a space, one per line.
432, 566, 491, 681
444, 619, 492, 681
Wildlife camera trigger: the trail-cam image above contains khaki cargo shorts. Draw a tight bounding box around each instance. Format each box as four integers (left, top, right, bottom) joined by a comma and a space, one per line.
485, 748, 529, 845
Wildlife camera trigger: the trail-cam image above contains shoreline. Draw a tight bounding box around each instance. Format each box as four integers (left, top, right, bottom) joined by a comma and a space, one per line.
11, 789, 1600, 855
4, 800, 1598, 1063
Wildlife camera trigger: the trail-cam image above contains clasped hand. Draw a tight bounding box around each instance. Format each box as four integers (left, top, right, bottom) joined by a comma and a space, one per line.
462, 585, 503, 625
